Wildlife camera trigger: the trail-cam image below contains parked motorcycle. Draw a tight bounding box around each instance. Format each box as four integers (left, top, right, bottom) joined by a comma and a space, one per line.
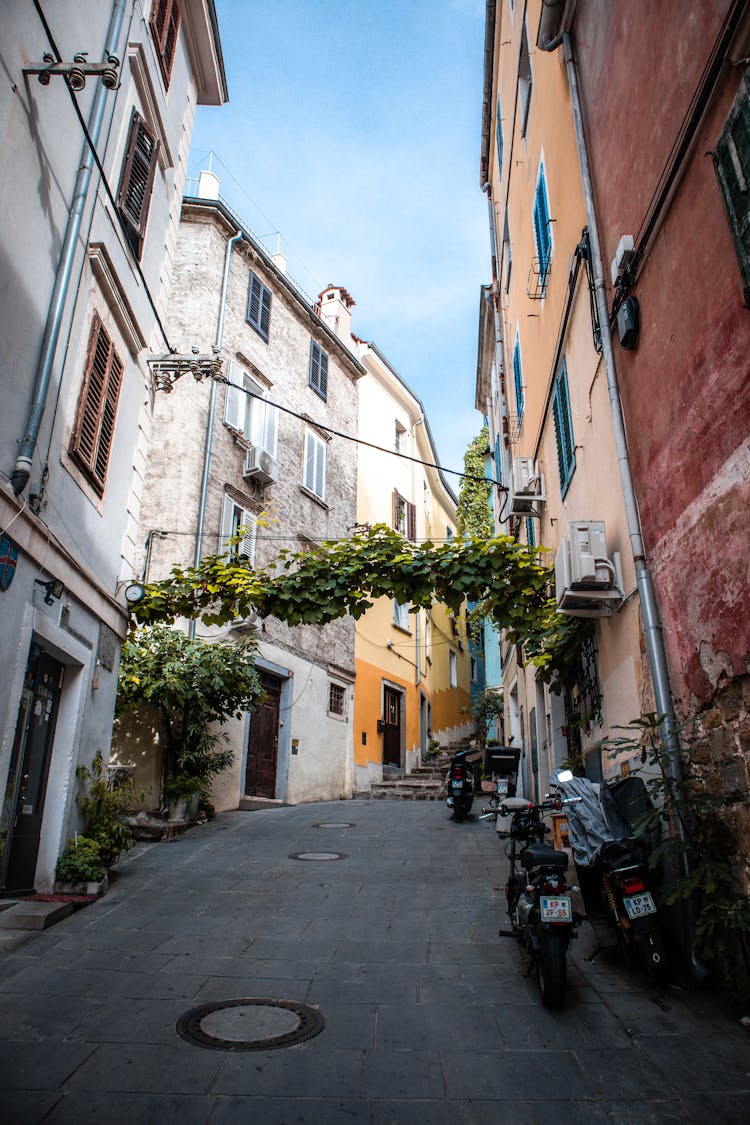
445, 749, 475, 820
553, 771, 667, 982
482, 785, 582, 1008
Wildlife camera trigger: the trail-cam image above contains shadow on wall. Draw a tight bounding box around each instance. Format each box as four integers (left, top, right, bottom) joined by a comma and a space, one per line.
111, 702, 165, 811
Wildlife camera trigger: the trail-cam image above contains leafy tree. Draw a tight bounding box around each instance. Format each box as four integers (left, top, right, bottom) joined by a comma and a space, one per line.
116, 625, 264, 796
456, 426, 493, 538
132, 525, 590, 689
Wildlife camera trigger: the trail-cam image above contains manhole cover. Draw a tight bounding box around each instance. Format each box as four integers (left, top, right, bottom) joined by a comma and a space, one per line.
176, 999, 325, 1051
289, 851, 346, 861
313, 822, 355, 829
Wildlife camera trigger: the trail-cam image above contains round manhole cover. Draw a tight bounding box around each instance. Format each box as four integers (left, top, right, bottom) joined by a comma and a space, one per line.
176, 999, 325, 1051
289, 851, 346, 861
313, 822, 355, 829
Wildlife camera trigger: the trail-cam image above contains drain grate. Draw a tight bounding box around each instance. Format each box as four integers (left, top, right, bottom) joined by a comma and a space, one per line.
289, 851, 346, 861
313, 822, 355, 829
176, 998, 325, 1051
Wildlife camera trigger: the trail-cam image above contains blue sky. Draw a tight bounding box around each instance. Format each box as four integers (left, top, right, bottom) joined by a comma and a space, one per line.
189, 0, 489, 482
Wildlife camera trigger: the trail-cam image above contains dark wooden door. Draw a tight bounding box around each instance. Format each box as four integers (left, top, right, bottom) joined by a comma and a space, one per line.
3, 646, 64, 894
245, 672, 281, 798
382, 686, 402, 767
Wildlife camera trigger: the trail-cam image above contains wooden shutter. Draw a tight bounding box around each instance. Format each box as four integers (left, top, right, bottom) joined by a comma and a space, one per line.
224, 360, 246, 433
117, 110, 158, 260
248, 273, 272, 341
70, 315, 123, 495
238, 510, 257, 563
392, 489, 400, 530
309, 341, 328, 400
553, 363, 575, 494
318, 349, 329, 399
407, 500, 416, 541
150, 0, 181, 87
714, 68, 750, 303
533, 168, 551, 275
513, 338, 524, 417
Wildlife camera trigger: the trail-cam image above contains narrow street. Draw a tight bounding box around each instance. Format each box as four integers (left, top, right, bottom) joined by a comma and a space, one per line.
1, 800, 748, 1124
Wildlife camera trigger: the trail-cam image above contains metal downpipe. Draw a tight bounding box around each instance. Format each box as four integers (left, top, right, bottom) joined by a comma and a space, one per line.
189, 229, 243, 640
11, 0, 127, 496
561, 32, 706, 979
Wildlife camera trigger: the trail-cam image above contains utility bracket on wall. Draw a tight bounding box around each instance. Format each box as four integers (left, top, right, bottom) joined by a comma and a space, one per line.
24, 52, 120, 91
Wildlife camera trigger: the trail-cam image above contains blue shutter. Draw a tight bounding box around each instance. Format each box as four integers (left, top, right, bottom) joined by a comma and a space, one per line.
494, 433, 503, 486
533, 166, 551, 280
496, 97, 504, 175
513, 336, 524, 419
552, 361, 576, 496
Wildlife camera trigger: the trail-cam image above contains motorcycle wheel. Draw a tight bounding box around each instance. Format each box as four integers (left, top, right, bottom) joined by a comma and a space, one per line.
453, 797, 469, 821
537, 930, 567, 1009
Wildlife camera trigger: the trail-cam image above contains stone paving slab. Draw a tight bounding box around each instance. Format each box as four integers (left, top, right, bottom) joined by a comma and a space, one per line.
0, 800, 747, 1123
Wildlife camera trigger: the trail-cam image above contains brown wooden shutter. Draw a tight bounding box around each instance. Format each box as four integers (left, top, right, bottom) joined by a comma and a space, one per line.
150, 0, 181, 88
70, 315, 124, 496
117, 110, 159, 260
407, 501, 416, 541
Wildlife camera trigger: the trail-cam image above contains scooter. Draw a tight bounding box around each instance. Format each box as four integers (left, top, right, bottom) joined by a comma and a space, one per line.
482, 784, 582, 1008
445, 749, 475, 821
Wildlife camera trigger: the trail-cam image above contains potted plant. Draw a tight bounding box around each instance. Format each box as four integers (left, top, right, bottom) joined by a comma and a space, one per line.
164, 773, 203, 822
54, 835, 109, 895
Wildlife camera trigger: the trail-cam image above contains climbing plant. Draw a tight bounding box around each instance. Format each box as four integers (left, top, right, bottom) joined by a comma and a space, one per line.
456, 425, 493, 538
133, 524, 590, 688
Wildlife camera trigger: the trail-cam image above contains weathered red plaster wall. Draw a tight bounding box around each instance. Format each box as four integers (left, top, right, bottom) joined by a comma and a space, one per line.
574, 1, 750, 710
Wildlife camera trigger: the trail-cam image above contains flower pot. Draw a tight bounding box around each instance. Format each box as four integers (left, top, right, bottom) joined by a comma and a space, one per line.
168, 796, 189, 822
54, 874, 109, 897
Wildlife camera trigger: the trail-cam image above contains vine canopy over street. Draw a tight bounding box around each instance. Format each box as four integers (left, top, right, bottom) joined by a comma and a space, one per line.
133, 524, 590, 687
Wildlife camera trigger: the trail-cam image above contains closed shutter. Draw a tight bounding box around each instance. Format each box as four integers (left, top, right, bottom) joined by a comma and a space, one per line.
264, 397, 279, 458
533, 167, 551, 277
309, 341, 328, 400
117, 110, 159, 260
513, 336, 524, 418
304, 430, 326, 499
392, 489, 399, 530
552, 361, 575, 496
247, 273, 272, 341
496, 96, 503, 174
70, 315, 124, 495
150, 0, 181, 87
714, 67, 750, 303
407, 500, 416, 541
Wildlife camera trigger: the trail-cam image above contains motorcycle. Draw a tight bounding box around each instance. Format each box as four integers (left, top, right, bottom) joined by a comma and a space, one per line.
553, 771, 667, 982
445, 749, 475, 820
482, 784, 582, 1008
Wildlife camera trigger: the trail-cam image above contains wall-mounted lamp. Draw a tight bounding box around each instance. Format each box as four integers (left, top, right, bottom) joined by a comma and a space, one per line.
34, 578, 64, 605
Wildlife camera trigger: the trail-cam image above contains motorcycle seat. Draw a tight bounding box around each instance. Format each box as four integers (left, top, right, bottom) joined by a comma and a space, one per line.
519, 842, 568, 871
597, 836, 649, 870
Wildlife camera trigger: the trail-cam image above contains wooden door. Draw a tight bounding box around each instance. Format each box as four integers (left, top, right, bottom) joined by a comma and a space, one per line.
382, 686, 402, 767
245, 672, 281, 798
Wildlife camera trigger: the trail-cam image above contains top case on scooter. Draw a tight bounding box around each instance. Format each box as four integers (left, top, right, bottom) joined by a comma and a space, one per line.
519, 842, 568, 871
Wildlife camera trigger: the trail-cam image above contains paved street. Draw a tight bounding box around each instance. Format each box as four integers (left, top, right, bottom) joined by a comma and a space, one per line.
0, 800, 748, 1124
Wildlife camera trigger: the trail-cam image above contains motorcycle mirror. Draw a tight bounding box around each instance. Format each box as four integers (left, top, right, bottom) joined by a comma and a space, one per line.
556, 769, 574, 783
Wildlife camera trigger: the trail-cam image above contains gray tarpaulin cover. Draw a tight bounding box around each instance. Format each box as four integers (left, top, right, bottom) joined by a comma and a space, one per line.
551, 772, 614, 867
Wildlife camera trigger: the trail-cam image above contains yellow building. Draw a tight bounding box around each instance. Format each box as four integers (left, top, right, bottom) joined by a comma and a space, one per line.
476, 0, 645, 796
316, 285, 472, 791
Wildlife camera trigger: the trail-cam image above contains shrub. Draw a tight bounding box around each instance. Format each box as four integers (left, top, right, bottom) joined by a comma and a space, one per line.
55, 836, 107, 884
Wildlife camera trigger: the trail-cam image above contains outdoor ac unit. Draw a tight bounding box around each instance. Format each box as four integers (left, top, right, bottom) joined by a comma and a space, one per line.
554, 521, 624, 617
510, 457, 545, 515
243, 446, 277, 485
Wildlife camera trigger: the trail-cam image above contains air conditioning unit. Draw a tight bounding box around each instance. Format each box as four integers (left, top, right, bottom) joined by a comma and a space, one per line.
555, 521, 624, 617
243, 446, 277, 485
510, 457, 545, 515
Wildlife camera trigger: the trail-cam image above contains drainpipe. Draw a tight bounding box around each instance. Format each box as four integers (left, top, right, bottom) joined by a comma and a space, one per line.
482, 184, 512, 515
11, 0, 126, 496
189, 228, 243, 639
557, 31, 706, 979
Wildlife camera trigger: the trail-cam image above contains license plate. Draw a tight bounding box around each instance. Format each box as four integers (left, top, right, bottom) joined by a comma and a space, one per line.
540, 896, 572, 922
451, 781, 464, 792
623, 891, 656, 919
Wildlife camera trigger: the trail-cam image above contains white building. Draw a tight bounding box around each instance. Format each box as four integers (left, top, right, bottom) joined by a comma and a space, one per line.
0, 1, 227, 893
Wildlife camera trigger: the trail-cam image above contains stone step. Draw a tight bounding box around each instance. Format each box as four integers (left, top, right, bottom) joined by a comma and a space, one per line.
0, 901, 74, 930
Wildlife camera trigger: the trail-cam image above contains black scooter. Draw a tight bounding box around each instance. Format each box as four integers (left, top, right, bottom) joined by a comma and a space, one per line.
445, 749, 475, 821
482, 787, 582, 1007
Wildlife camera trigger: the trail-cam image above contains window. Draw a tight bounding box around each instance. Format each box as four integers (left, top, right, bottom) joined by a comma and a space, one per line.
395, 420, 406, 452
503, 208, 513, 292
150, 0, 181, 88
496, 95, 504, 175
224, 360, 278, 456
393, 600, 411, 630
533, 163, 553, 288
519, 22, 533, 136
303, 427, 326, 500
449, 650, 458, 688
552, 359, 576, 496
308, 340, 329, 401
714, 66, 750, 305
247, 272, 272, 341
470, 656, 478, 684
70, 314, 123, 496
117, 110, 159, 260
220, 495, 257, 563
329, 681, 346, 718
494, 432, 503, 488
392, 490, 416, 540
512, 331, 524, 421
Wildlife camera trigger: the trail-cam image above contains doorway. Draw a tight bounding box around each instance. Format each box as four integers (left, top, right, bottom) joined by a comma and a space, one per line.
245, 671, 282, 798
1, 645, 64, 895
382, 685, 402, 768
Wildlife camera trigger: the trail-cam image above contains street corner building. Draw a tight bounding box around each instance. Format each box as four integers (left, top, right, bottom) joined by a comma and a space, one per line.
0, 0, 227, 894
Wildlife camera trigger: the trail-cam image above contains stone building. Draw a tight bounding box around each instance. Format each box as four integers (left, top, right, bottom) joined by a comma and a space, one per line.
0, 0, 226, 893
119, 179, 363, 809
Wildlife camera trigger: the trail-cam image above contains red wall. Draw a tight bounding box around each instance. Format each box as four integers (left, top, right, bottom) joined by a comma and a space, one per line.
574, 1, 750, 707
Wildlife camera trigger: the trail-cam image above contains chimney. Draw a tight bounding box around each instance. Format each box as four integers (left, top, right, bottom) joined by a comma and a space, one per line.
198, 169, 221, 200
317, 285, 356, 349
272, 250, 287, 275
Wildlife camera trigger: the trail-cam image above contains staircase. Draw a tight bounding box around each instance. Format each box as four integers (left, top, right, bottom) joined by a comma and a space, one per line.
358, 742, 475, 801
